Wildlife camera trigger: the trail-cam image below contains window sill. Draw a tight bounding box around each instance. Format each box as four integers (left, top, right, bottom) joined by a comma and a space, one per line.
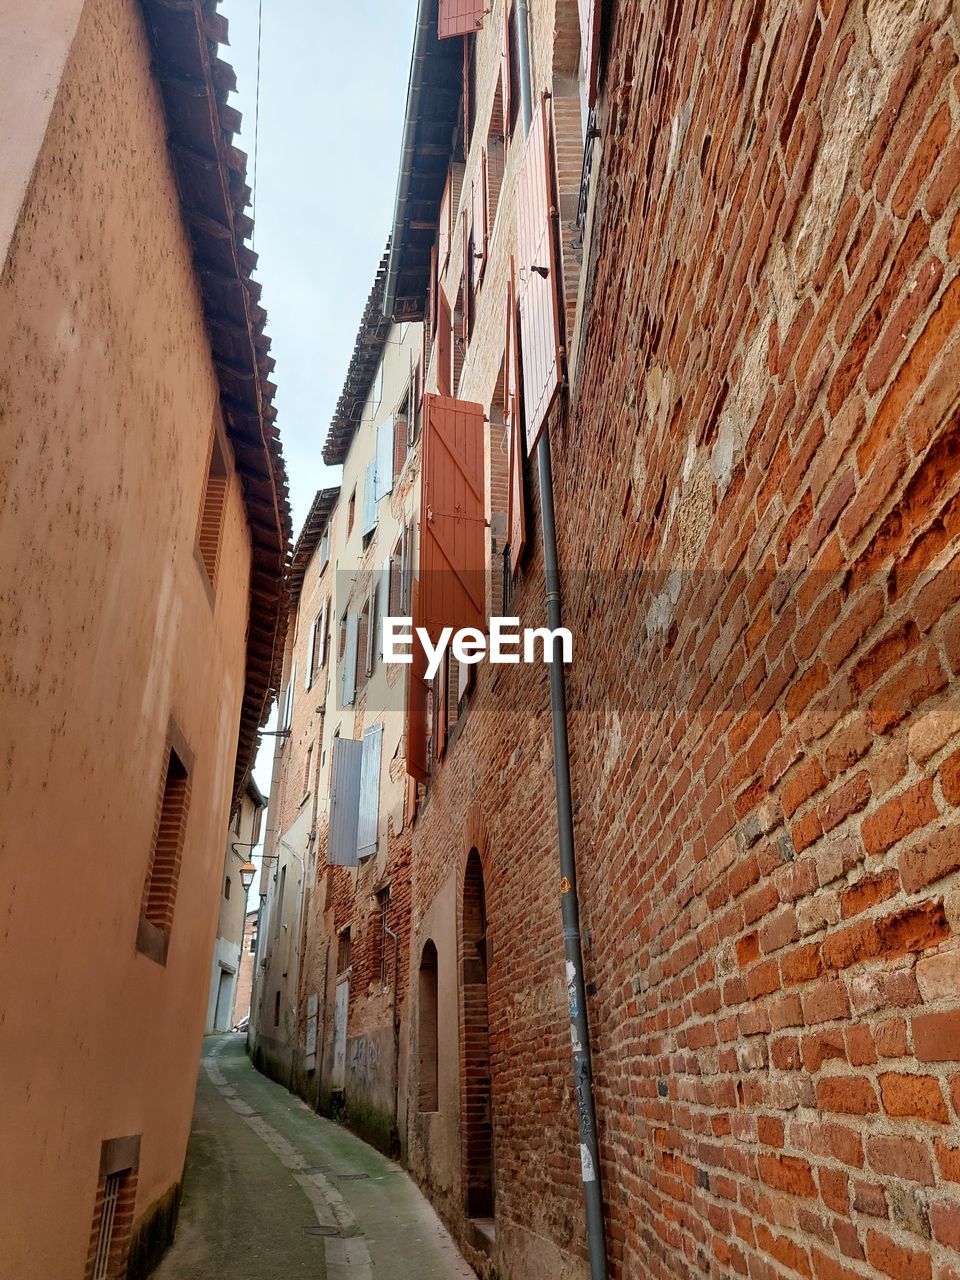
136, 915, 170, 967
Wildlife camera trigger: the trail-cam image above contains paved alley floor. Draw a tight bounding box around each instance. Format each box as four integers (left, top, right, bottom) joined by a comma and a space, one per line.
154, 1035, 475, 1280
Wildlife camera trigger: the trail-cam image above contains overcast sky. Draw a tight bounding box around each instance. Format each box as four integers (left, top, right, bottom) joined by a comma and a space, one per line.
219, 0, 417, 814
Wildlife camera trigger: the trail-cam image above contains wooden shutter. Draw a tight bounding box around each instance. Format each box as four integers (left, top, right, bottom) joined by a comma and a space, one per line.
439, 0, 485, 39
418, 394, 486, 642
578, 0, 603, 106
328, 738, 362, 867
305, 617, 318, 688
318, 598, 329, 669
362, 458, 378, 535
438, 173, 452, 268
357, 724, 383, 859
436, 654, 450, 762
406, 582, 430, 783
506, 259, 527, 574
472, 149, 488, 290
516, 93, 563, 455
460, 208, 472, 345
500, 1, 512, 136
389, 553, 401, 617
376, 421, 393, 500
342, 614, 359, 706
429, 243, 439, 336
437, 289, 453, 397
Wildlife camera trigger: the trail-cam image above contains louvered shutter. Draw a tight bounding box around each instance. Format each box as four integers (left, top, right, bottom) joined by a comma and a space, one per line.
438, 173, 452, 268
362, 458, 378, 535
406, 583, 430, 783
506, 259, 526, 574
418, 394, 486, 642
342, 614, 359, 706
437, 291, 453, 397
328, 737, 362, 867
516, 93, 563, 455
472, 149, 488, 289
578, 0, 603, 106
438, 0, 485, 39
357, 723, 383, 859
376, 421, 393, 500
500, 2, 512, 135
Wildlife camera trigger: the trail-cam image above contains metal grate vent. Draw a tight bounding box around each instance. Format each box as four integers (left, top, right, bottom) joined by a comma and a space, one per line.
92, 1172, 123, 1280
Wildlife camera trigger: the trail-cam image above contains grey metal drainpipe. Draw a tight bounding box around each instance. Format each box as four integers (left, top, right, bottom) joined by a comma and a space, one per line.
516, 2, 609, 1276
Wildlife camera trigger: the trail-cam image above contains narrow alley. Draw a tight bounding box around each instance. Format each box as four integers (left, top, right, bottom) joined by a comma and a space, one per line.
155, 1037, 475, 1280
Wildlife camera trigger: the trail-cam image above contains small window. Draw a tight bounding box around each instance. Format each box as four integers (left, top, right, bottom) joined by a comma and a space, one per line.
197, 433, 228, 589
373, 887, 391, 987
337, 927, 352, 974
302, 743, 314, 798
418, 941, 439, 1112
249, 933, 257, 953
87, 1139, 139, 1280
274, 992, 281, 1026
224, 876, 231, 901
319, 527, 330, 569
347, 489, 356, 536
138, 745, 191, 961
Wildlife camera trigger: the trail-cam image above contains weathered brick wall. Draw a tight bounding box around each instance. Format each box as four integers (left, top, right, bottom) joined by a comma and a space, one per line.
408, 0, 960, 1278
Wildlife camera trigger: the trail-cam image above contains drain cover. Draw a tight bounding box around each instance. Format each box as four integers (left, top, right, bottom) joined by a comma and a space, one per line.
339, 1173, 370, 1181
303, 1225, 341, 1238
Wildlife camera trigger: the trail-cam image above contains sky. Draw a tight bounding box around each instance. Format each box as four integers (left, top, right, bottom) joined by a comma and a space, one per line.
218, 0, 418, 843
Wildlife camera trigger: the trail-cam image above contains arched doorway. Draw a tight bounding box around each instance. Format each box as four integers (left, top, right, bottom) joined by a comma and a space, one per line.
461, 849, 494, 1219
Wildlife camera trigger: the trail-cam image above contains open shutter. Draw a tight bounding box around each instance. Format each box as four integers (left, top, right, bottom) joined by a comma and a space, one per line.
472, 149, 488, 289
516, 93, 563, 455
506, 259, 527, 574
578, 0, 603, 106
437, 290, 453, 397
318, 598, 329, 670
328, 738, 362, 867
436, 654, 449, 761
376, 421, 394, 500
357, 723, 383, 859
305, 617, 317, 688
393, 413, 409, 477
418, 394, 486, 642
438, 0, 485, 39
362, 458, 378, 535
342, 613, 359, 706
406, 583, 430, 783
500, 2, 512, 135
366, 581, 378, 674
438, 173, 452, 268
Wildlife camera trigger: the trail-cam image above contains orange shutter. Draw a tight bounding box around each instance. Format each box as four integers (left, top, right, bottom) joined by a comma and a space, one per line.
471, 149, 488, 290
516, 92, 563, 455
405, 583, 430, 783
418, 394, 486, 641
438, 0, 485, 41
500, 2, 512, 135
506, 260, 526, 574
437, 290, 453, 397
578, 0, 603, 106
438, 173, 452, 269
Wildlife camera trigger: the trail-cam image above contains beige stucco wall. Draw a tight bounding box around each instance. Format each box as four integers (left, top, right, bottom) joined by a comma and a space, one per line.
0, 0, 253, 1274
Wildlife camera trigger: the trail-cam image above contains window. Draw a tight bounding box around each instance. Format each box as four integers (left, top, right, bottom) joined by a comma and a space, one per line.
319, 527, 330, 569
274, 992, 281, 1026
249, 933, 257, 953
302, 743, 314, 798
347, 489, 356, 535
306, 611, 324, 689
138, 743, 191, 964
274, 865, 286, 939
87, 1137, 140, 1280
373, 887, 391, 987
281, 666, 295, 733
196, 432, 227, 590
224, 876, 231, 901
418, 941, 439, 1112
337, 927, 352, 974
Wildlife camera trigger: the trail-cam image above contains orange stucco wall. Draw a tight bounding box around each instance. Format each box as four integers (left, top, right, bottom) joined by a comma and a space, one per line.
0, 0, 253, 1275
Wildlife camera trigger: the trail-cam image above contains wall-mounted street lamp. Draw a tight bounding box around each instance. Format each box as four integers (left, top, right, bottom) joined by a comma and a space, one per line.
239, 862, 257, 894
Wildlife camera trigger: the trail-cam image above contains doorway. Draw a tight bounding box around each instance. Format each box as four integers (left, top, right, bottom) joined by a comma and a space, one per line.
214, 967, 235, 1031
461, 850, 494, 1219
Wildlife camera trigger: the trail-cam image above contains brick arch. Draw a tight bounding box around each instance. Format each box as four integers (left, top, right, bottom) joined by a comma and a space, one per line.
459, 846, 495, 1219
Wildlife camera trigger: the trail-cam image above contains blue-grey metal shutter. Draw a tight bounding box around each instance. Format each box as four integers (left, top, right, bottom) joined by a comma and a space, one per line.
342, 613, 359, 706
362, 459, 378, 535
375, 421, 394, 500
356, 724, 383, 860
328, 737, 362, 867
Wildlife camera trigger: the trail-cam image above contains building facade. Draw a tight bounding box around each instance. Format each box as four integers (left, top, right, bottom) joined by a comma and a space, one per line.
0, 1, 289, 1277
233, 909, 259, 1029
205, 779, 266, 1034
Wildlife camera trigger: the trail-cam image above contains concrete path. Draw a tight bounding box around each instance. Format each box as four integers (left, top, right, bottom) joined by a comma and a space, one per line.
154, 1035, 475, 1279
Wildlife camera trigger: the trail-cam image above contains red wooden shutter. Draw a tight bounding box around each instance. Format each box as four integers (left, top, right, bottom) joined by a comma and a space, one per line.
418, 394, 486, 641
506, 260, 526, 574
471, 149, 488, 290
405, 583, 430, 783
438, 0, 485, 41
516, 92, 563, 455
438, 173, 452, 269
578, 0, 603, 106
500, 2, 512, 135
437, 290, 452, 397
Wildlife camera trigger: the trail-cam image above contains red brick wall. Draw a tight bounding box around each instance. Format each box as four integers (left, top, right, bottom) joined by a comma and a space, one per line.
407, 0, 960, 1276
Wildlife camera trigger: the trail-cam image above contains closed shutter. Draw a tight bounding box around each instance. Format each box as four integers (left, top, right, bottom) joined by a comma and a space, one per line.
578, 0, 603, 106
362, 458, 378, 535
393, 414, 409, 477
500, 2, 511, 135
376, 421, 394, 500
357, 723, 383, 859
328, 737, 362, 867
516, 93, 563, 454
472, 149, 488, 289
438, 173, 452, 268
342, 613, 359, 706
437, 290, 453, 397
506, 259, 526, 574
406, 582, 430, 783
418, 394, 486, 641
389, 553, 401, 617
438, 0, 485, 39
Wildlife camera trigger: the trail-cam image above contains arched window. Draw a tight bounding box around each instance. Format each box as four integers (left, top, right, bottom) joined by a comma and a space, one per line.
418, 940, 439, 1112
